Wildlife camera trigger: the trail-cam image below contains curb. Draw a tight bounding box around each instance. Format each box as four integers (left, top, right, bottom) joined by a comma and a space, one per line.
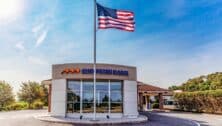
35, 115, 148, 125
190, 120, 200, 126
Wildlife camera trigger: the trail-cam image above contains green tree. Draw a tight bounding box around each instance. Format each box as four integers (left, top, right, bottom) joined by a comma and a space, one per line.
17, 81, 46, 108
168, 85, 181, 90
0, 81, 15, 109
169, 72, 222, 92
40, 83, 48, 106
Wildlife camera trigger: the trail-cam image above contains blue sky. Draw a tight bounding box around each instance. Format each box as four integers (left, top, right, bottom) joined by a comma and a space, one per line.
1, 0, 222, 92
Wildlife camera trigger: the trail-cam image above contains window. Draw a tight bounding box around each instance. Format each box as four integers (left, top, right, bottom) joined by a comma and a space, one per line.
82, 81, 94, 113
110, 81, 123, 113
96, 82, 109, 113
67, 80, 123, 114
67, 81, 80, 113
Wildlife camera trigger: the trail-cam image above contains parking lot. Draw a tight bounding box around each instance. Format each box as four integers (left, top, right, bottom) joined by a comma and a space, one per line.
1, 110, 221, 126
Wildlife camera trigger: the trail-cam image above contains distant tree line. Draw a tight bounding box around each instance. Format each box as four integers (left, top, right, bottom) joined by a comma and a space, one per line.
169, 72, 222, 91
169, 72, 222, 114
0, 81, 48, 111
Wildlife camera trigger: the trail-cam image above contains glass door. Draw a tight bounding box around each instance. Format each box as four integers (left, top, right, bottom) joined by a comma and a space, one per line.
67, 81, 81, 113
67, 80, 123, 115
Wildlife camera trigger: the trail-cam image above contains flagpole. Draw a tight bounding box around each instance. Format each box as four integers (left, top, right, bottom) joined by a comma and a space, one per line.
93, 0, 97, 120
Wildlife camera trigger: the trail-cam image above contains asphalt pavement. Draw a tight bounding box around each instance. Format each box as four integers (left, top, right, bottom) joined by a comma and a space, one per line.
0, 110, 219, 126
154, 111, 222, 126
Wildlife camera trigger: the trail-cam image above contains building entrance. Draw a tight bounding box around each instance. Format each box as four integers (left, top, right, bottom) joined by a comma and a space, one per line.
66, 80, 123, 116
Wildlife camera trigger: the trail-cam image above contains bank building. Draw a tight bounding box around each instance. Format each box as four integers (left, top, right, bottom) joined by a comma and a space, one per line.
43, 63, 170, 119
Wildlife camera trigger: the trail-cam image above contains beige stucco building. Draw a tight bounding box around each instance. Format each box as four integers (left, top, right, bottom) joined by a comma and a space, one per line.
47, 63, 138, 119
43, 63, 170, 119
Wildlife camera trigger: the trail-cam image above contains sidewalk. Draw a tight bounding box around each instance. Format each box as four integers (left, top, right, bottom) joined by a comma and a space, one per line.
35, 114, 148, 125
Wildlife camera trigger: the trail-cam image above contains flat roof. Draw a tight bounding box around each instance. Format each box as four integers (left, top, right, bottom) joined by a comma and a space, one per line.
52, 63, 136, 69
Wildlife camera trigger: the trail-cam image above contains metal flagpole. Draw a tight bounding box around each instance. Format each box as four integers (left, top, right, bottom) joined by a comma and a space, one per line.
93, 0, 97, 120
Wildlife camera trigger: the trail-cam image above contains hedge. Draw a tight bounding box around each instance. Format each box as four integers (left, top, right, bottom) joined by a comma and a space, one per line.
0, 101, 44, 111
174, 89, 222, 113
152, 103, 159, 109
30, 101, 44, 109
2, 102, 28, 111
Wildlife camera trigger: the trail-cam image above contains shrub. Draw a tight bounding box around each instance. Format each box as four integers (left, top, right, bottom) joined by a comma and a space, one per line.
31, 101, 44, 109
152, 103, 159, 109
174, 89, 222, 113
5, 102, 28, 111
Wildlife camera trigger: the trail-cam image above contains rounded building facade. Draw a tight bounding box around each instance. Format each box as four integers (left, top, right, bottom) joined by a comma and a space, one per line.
50, 63, 138, 119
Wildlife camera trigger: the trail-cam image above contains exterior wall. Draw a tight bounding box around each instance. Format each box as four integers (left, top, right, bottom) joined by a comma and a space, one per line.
52, 63, 137, 81
51, 79, 66, 117
123, 80, 138, 118
48, 84, 51, 112
50, 63, 138, 118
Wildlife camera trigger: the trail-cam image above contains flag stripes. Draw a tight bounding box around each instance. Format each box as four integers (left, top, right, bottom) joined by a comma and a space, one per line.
99, 25, 134, 32
97, 3, 135, 32
99, 17, 135, 24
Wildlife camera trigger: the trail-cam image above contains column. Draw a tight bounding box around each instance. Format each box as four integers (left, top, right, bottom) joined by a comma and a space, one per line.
138, 93, 143, 111
146, 95, 150, 110
159, 93, 163, 109
51, 79, 66, 117
123, 80, 138, 118
48, 84, 52, 112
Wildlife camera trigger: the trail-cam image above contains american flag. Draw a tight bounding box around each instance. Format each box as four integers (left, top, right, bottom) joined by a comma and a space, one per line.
97, 3, 135, 32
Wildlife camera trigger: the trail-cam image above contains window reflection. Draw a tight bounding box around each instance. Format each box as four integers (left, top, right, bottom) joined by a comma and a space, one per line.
110, 81, 123, 113
67, 92, 80, 102
96, 82, 109, 113
67, 81, 80, 91
82, 103, 93, 113
67, 80, 123, 113
82, 81, 94, 113
111, 91, 122, 102
67, 80, 80, 113
111, 103, 122, 113
82, 91, 93, 102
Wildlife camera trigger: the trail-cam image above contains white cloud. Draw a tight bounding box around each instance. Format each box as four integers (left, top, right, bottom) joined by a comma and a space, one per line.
137, 40, 222, 88
27, 56, 48, 65
15, 41, 25, 51
32, 23, 48, 47
35, 30, 48, 47
32, 23, 44, 33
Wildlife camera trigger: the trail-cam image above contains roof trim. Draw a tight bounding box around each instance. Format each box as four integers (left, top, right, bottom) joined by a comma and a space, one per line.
137, 81, 169, 92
